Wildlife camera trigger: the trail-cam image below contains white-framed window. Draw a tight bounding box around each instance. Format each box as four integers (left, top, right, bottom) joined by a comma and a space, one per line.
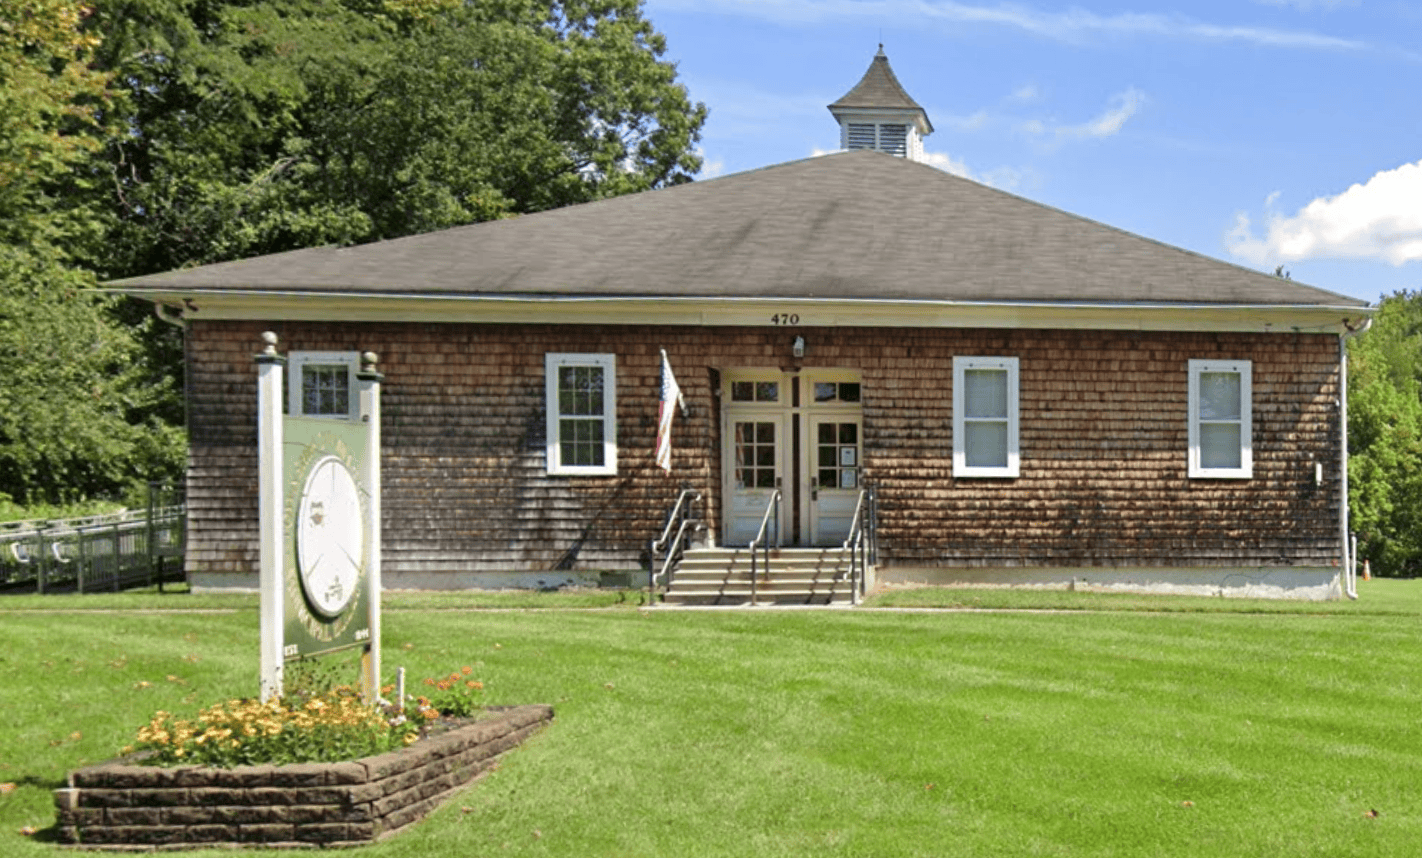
289, 351, 359, 419
1188, 359, 1252, 479
953, 356, 1020, 478
545, 353, 617, 476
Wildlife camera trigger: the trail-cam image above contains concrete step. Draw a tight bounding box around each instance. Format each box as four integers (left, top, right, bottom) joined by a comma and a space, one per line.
663, 547, 860, 606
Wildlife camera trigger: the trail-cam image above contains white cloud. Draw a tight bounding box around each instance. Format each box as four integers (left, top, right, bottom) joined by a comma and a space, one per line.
1227, 161, 1422, 267
654, 0, 1371, 51
921, 149, 975, 178
1059, 87, 1146, 140
1017, 88, 1147, 143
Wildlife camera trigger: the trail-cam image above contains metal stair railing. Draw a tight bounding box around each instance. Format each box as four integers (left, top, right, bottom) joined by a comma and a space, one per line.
649, 489, 702, 600
841, 484, 877, 606
747, 490, 782, 605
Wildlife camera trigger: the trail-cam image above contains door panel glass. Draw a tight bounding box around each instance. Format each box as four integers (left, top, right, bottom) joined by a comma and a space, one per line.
816, 421, 859, 494
734, 421, 777, 490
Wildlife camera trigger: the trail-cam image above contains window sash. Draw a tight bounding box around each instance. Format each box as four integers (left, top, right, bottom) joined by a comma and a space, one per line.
953, 357, 1020, 478
1188, 360, 1252, 478
288, 352, 358, 419
546, 353, 616, 475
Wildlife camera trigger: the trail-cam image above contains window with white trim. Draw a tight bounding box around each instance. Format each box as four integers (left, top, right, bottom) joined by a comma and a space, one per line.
953, 356, 1020, 478
1188, 359, 1252, 479
545, 353, 617, 476
289, 352, 359, 419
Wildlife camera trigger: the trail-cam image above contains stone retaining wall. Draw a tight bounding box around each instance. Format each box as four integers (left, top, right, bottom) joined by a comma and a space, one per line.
54, 704, 552, 850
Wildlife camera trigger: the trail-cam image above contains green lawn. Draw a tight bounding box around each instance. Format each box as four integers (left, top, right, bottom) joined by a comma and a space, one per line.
3, 580, 1420, 856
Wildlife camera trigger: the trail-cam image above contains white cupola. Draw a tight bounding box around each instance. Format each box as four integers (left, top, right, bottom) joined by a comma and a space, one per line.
828, 46, 933, 162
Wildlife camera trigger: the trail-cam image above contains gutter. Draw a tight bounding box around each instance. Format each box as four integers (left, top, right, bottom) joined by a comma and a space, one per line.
1339, 317, 1373, 599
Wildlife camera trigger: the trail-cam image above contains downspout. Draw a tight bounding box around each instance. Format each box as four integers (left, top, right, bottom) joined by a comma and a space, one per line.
1339, 317, 1372, 600
153, 302, 186, 328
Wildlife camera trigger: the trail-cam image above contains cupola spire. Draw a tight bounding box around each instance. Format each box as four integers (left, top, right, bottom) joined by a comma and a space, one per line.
828, 47, 933, 161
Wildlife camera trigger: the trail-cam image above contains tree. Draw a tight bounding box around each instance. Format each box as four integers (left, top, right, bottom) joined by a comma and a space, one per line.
1347, 291, 1422, 576
88, 0, 708, 276
0, 0, 183, 505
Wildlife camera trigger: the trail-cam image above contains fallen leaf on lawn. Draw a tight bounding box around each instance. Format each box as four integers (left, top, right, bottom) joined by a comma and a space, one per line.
1365, 809, 1380, 818
133, 681, 152, 690
924, 783, 935, 791
19, 826, 37, 836
1181, 801, 1194, 808
69, 731, 82, 742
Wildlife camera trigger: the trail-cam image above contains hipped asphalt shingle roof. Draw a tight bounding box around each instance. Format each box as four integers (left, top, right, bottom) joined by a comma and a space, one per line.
112, 149, 1366, 309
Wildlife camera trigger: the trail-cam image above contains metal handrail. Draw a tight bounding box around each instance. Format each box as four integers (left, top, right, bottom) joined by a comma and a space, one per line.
747, 489, 782, 605
841, 484, 877, 605
0, 505, 185, 594
648, 490, 701, 597
651, 490, 700, 557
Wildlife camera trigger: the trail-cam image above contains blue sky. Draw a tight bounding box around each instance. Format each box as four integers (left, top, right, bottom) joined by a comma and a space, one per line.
642, 0, 1421, 305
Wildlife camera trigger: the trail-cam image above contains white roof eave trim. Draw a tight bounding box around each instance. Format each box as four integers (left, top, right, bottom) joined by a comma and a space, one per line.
113, 288, 1374, 334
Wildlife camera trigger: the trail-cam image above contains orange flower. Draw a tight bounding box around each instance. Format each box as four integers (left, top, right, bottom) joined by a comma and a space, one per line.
466, 681, 483, 690
461, 666, 473, 675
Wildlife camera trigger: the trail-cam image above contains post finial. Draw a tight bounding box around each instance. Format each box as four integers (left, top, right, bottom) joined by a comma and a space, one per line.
261, 331, 278, 356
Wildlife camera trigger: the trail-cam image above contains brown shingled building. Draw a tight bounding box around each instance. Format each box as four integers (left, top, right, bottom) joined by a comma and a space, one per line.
114, 50, 1373, 601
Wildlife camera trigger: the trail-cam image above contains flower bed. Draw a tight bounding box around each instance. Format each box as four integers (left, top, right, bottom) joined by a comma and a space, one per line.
54, 704, 552, 850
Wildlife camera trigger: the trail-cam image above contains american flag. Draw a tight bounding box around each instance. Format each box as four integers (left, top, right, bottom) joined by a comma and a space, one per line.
656, 349, 684, 472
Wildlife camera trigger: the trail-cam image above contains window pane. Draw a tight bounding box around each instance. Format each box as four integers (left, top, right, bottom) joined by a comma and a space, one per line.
559, 366, 604, 417
302, 365, 349, 417
964, 369, 1007, 419
839, 383, 861, 403
1200, 423, 1242, 469
819, 447, 836, 468
731, 381, 754, 402
965, 421, 1008, 468
560, 418, 604, 467
839, 423, 857, 444
814, 382, 836, 402
819, 468, 837, 486
1199, 372, 1241, 420
755, 382, 779, 402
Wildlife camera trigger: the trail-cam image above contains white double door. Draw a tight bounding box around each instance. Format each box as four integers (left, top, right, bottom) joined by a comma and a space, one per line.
723, 370, 863, 547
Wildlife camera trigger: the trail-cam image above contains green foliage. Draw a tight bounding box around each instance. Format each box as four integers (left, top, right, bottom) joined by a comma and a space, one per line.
1, 0, 703, 506
88, 0, 707, 276
0, 1, 184, 505
1347, 291, 1422, 576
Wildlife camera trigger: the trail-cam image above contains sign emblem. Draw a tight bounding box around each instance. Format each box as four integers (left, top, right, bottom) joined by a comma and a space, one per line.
296, 455, 365, 619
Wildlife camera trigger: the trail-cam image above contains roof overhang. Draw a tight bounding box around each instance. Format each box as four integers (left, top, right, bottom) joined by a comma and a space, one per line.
118, 288, 1374, 335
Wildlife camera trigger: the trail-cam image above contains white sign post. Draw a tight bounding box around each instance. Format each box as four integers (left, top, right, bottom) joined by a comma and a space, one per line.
256, 333, 286, 702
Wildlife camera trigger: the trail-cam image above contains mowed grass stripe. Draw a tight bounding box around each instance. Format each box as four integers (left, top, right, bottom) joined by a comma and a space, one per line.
1, 582, 1419, 856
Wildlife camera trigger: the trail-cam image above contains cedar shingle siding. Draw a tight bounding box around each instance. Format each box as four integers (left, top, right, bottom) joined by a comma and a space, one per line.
186, 321, 1341, 579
